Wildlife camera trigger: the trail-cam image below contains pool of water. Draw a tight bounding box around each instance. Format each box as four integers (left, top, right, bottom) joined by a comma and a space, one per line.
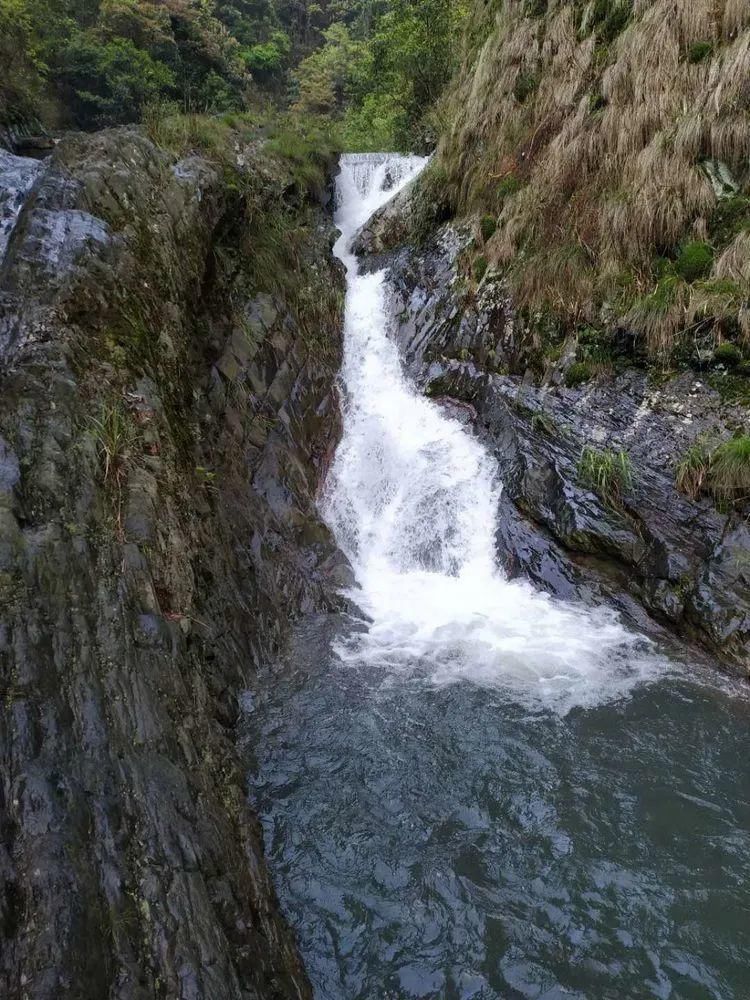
244, 615, 749, 1000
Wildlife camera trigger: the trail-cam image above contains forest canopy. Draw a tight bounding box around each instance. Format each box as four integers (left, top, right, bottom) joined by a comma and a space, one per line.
0, 0, 467, 149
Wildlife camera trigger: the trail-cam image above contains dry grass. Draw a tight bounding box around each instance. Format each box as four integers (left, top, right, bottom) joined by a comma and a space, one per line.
436, 0, 750, 358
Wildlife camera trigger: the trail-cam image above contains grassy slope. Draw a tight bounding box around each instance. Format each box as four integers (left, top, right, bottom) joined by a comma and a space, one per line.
433, 0, 750, 361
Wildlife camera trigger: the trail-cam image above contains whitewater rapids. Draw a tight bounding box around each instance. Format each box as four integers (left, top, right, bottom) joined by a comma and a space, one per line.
322, 154, 665, 713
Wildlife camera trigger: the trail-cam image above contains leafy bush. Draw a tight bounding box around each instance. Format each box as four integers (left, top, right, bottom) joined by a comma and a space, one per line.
578, 446, 633, 507
480, 215, 497, 242
675, 242, 714, 283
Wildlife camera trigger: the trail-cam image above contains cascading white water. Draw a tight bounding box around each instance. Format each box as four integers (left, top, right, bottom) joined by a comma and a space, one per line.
323, 154, 665, 713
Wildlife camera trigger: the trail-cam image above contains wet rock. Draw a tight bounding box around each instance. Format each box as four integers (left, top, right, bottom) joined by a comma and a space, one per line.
0, 130, 348, 997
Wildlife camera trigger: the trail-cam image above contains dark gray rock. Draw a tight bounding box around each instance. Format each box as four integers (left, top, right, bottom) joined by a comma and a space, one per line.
0, 129, 347, 998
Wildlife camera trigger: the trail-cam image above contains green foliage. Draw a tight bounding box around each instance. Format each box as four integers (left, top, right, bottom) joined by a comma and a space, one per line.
675, 242, 714, 283
712, 342, 743, 368
709, 195, 750, 246
577, 326, 614, 366
565, 361, 593, 387
292, 0, 467, 150
480, 214, 497, 242
591, 0, 632, 43
265, 116, 341, 199
708, 435, 750, 505
497, 175, 523, 200
688, 41, 713, 64
578, 446, 633, 507
240, 31, 290, 80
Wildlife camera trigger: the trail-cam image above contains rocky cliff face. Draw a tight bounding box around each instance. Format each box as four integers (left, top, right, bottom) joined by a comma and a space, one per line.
0, 128, 347, 998
356, 214, 750, 674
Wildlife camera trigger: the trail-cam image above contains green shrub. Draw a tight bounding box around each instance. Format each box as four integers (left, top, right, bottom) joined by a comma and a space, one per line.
480, 215, 497, 242
473, 255, 488, 282
736, 360, 750, 378
675, 242, 714, 282
578, 446, 633, 507
565, 361, 593, 387
688, 41, 713, 64
712, 342, 743, 368
708, 435, 750, 504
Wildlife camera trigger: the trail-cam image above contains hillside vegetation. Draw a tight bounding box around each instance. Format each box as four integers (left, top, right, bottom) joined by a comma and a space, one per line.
433, 0, 750, 362
0, 0, 464, 150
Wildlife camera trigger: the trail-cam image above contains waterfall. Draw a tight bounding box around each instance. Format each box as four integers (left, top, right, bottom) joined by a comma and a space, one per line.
324, 154, 664, 713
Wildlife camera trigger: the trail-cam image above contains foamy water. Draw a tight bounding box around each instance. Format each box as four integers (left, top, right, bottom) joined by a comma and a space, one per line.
323, 154, 666, 713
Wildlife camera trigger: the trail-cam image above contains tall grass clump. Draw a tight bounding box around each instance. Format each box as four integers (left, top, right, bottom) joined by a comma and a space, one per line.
91, 404, 133, 489
578, 445, 633, 507
708, 435, 750, 503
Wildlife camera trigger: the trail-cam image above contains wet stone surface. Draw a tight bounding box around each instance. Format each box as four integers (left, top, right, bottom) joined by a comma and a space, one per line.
0, 129, 348, 998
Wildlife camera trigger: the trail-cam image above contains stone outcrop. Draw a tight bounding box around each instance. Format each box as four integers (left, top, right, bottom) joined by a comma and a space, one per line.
0, 128, 348, 998
359, 216, 750, 674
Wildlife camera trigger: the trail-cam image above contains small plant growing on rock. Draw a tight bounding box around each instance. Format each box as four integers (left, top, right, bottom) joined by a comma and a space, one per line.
91, 404, 133, 488
578, 446, 633, 508
565, 361, 593, 387
675, 438, 713, 499
531, 411, 556, 436
676, 435, 750, 505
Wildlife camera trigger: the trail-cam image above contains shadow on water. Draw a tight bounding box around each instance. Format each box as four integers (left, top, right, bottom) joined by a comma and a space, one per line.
242, 613, 750, 1000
